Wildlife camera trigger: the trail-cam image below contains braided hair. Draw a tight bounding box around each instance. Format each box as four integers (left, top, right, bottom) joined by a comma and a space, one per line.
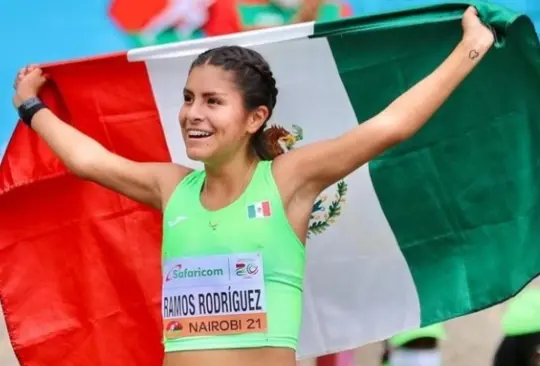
189, 46, 278, 160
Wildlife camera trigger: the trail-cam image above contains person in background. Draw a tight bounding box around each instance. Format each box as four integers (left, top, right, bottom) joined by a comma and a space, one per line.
109, 0, 213, 45
381, 323, 447, 366
203, 0, 352, 36
494, 288, 540, 366
110, 0, 352, 46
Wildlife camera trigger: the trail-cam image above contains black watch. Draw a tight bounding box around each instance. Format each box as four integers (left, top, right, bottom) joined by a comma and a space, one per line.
17, 96, 47, 127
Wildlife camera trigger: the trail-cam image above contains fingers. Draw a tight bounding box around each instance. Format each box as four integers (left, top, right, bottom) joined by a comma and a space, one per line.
27, 64, 39, 73
23, 65, 41, 76
36, 71, 48, 87
465, 6, 478, 16
17, 64, 42, 78
13, 68, 25, 90
463, 6, 483, 27
28, 68, 43, 77
13, 64, 46, 90
31, 68, 48, 87
464, 6, 479, 23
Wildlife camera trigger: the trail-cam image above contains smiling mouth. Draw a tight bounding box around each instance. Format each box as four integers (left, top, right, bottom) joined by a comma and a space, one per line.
187, 130, 213, 139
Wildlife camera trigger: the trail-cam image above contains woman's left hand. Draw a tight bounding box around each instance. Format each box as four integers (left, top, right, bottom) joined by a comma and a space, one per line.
461, 6, 495, 58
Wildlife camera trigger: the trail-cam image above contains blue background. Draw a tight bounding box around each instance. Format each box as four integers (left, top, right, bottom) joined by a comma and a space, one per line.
1, 0, 539, 157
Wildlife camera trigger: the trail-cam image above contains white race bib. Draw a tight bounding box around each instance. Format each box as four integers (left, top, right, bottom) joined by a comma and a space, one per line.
162, 252, 267, 339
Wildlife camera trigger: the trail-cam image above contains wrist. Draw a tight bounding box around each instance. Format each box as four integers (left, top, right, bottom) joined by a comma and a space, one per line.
459, 33, 494, 61
17, 96, 47, 127
14, 93, 38, 109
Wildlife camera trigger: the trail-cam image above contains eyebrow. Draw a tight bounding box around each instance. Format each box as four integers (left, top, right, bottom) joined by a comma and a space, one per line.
183, 88, 227, 97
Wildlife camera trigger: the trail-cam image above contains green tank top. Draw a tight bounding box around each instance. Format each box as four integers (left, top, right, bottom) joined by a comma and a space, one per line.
161, 160, 305, 352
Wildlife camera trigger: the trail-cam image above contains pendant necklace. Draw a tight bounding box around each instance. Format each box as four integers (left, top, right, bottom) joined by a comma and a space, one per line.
204, 159, 257, 231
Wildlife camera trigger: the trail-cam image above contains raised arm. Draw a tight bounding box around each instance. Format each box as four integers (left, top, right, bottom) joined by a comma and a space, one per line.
274, 6, 495, 201
12, 67, 190, 211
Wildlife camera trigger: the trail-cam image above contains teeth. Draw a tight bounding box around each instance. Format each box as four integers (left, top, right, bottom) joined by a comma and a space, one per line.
188, 130, 212, 137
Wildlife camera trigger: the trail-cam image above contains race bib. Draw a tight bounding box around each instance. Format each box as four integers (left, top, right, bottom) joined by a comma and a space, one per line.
162, 252, 267, 339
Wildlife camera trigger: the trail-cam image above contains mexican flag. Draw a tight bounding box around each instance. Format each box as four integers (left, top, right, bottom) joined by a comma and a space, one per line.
1, 1, 540, 365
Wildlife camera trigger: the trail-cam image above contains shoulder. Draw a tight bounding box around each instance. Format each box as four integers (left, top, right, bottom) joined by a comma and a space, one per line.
270, 152, 315, 205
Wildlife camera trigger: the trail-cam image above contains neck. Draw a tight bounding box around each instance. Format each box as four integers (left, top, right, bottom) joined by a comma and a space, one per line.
204, 152, 259, 198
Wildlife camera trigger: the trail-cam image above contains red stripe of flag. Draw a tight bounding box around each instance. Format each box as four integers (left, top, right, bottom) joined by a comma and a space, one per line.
262, 201, 271, 217
0, 52, 168, 366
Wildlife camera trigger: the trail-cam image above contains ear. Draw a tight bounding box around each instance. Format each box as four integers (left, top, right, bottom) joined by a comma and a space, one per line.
246, 106, 269, 134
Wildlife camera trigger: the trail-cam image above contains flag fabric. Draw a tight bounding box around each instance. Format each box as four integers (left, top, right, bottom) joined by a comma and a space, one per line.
1, 1, 540, 365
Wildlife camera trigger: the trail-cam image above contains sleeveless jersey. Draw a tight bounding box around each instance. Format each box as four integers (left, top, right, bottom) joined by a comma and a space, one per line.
161, 160, 305, 352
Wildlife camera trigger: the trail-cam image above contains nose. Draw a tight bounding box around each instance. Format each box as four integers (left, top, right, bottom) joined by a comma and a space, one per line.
184, 101, 204, 123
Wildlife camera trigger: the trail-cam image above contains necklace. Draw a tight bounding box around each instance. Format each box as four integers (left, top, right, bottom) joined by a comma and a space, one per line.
204, 159, 257, 231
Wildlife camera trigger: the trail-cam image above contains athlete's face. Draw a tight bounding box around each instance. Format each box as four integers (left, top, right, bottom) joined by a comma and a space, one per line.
179, 65, 265, 164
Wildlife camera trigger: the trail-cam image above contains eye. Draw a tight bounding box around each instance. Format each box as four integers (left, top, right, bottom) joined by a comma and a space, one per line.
183, 94, 193, 103
207, 97, 221, 105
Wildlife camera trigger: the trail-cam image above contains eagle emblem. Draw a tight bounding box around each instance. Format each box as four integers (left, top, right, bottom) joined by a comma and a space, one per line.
263, 124, 348, 238
263, 124, 304, 158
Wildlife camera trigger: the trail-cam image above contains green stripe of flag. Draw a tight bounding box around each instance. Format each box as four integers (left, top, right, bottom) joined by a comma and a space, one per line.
316, 1, 540, 325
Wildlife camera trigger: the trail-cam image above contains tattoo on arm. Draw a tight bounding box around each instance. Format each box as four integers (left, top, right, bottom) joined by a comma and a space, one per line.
469, 49, 480, 60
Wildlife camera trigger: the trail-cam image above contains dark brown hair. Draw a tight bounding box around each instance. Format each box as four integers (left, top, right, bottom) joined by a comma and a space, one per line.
190, 45, 278, 160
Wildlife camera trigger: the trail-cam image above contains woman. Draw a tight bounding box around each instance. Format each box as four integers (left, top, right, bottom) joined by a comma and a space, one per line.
12, 6, 494, 366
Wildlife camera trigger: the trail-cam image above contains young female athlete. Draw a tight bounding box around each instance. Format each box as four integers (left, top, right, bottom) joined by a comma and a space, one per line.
12, 6, 494, 366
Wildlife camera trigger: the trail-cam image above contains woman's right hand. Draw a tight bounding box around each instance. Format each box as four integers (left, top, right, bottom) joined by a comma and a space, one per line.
12, 65, 47, 109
